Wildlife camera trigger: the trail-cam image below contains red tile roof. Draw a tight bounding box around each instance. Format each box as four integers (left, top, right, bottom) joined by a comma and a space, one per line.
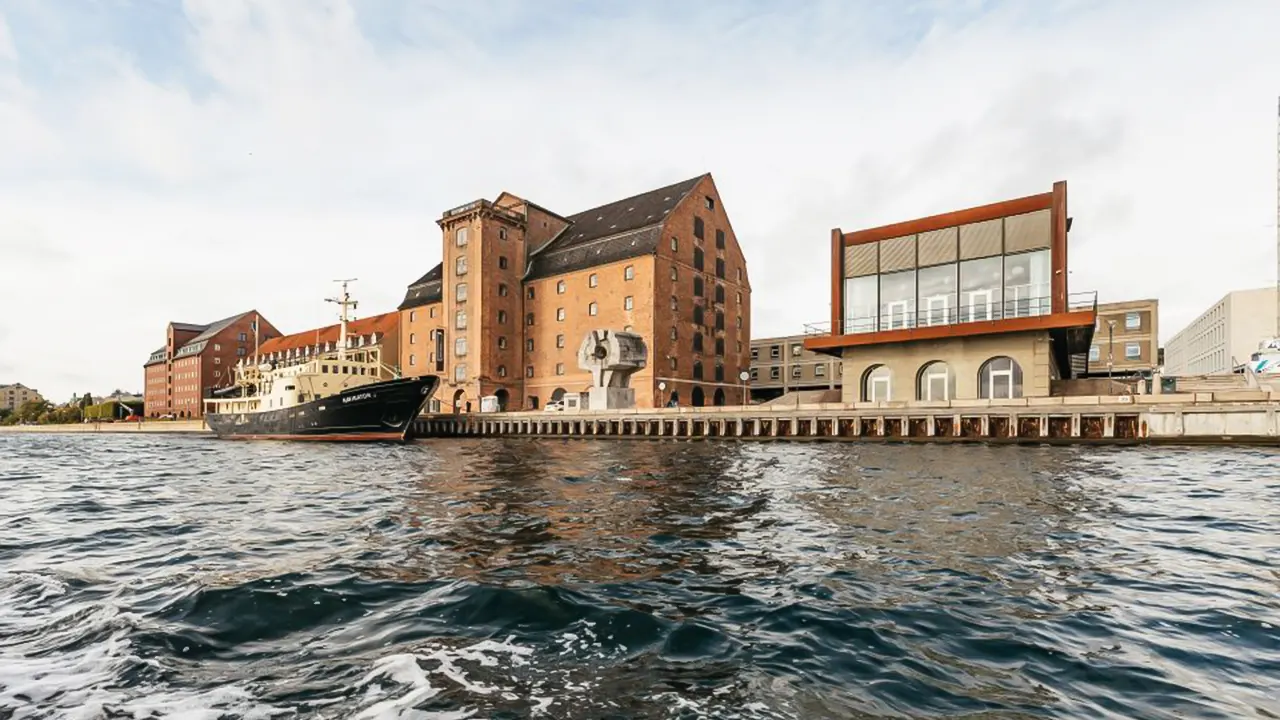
258, 311, 399, 355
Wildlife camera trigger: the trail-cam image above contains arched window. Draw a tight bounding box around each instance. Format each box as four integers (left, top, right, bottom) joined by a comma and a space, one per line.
693, 361, 704, 380
917, 361, 954, 401
861, 364, 892, 402
691, 387, 705, 407
713, 388, 726, 406
979, 356, 1023, 399
551, 387, 567, 402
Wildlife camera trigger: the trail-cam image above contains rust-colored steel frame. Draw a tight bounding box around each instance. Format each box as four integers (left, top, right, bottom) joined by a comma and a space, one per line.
821, 181, 1074, 347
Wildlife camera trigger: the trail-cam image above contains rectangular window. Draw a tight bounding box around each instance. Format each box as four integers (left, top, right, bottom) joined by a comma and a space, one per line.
430, 307, 437, 318
556, 334, 565, 348
671, 237, 678, 252
815, 364, 826, 377
499, 256, 508, 269
624, 296, 633, 310
715, 229, 725, 249
455, 227, 468, 246
527, 287, 536, 299
589, 273, 598, 288
770, 345, 780, 359
498, 284, 508, 297
526, 366, 534, 378
716, 311, 724, 331
455, 282, 467, 302
455, 337, 467, 356
843, 276, 878, 334
693, 306, 705, 325
556, 363, 565, 375
455, 365, 466, 381
498, 336, 507, 349
791, 366, 802, 379
694, 217, 704, 239
715, 258, 725, 279
557, 280, 566, 294
715, 338, 725, 356
455, 310, 467, 330
214, 357, 221, 365
1125, 342, 1141, 360
917, 263, 958, 327
526, 313, 535, 326
1126, 312, 1141, 330
1003, 250, 1051, 318
694, 276, 704, 297
770, 366, 780, 379
526, 338, 535, 352
671, 296, 678, 311
1089, 345, 1101, 362
959, 256, 1003, 323
455, 256, 468, 276
750, 368, 758, 380
589, 302, 598, 316
705, 196, 715, 210
409, 333, 417, 344
694, 248, 704, 271
879, 270, 917, 330
671, 266, 678, 281
751, 347, 759, 360
557, 307, 566, 321
624, 265, 635, 281
497, 310, 507, 324
693, 333, 704, 352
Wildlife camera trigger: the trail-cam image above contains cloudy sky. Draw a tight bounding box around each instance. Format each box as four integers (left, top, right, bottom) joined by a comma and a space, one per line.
1, 0, 1278, 401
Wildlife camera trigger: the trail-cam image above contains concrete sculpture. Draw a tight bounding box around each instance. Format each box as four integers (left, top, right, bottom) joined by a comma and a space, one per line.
576, 329, 647, 410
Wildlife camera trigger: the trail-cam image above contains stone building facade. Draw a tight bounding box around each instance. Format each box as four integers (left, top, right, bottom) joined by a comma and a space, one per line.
142, 312, 280, 418
1, 383, 43, 411
398, 173, 752, 411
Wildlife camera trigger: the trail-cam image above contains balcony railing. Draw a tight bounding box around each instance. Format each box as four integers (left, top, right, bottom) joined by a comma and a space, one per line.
832, 291, 1097, 336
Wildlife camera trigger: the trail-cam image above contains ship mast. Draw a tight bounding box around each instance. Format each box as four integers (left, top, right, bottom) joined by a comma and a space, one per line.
326, 279, 358, 361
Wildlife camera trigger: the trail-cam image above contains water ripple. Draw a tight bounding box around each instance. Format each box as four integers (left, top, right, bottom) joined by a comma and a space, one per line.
1, 434, 1278, 718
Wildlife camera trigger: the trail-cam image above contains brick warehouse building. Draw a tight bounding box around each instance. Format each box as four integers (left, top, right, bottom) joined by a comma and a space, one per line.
399, 173, 752, 411
143, 312, 280, 418
255, 311, 401, 378
805, 181, 1097, 402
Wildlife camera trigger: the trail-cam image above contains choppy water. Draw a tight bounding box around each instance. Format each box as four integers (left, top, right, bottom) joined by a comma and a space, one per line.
1, 435, 1278, 719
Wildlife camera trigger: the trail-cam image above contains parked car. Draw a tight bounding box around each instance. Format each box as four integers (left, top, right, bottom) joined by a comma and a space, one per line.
543, 401, 565, 412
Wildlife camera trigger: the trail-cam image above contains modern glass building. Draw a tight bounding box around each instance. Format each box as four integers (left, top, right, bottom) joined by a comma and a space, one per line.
806, 181, 1098, 403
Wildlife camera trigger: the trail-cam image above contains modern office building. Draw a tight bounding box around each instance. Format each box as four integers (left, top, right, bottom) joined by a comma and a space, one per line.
805, 181, 1097, 402
1, 383, 43, 411
1163, 287, 1278, 375
142, 312, 280, 418
398, 173, 752, 411
748, 334, 842, 402
1081, 299, 1160, 378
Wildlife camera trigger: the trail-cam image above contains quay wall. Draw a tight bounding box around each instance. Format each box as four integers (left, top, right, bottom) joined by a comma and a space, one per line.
413, 393, 1280, 445
0, 420, 211, 435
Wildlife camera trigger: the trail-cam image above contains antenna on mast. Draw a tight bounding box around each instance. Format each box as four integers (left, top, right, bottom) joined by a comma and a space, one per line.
326, 279, 359, 360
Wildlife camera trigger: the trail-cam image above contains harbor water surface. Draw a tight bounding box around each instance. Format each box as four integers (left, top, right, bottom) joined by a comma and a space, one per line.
1, 435, 1277, 718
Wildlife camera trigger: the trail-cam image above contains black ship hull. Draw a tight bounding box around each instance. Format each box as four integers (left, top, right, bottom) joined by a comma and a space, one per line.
206, 376, 437, 442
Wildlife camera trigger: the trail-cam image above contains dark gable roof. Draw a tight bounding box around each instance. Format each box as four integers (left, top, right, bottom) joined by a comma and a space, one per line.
172, 311, 254, 359
526, 174, 706, 280
399, 262, 444, 310
170, 322, 206, 333
144, 347, 167, 367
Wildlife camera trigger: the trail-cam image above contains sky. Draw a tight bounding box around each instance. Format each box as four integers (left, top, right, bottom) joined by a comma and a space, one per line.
1, 0, 1278, 402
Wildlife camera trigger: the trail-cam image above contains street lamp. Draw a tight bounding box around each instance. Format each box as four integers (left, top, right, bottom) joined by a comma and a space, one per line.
658, 381, 667, 407
1107, 320, 1116, 380
739, 370, 750, 406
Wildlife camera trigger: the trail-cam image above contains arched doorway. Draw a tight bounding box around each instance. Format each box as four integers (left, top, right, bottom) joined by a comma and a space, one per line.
916, 361, 954, 401
451, 389, 466, 414
494, 388, 509, 411
979, 356, 1023, 399
713, 388, 726, 406
691, 387, 705, 407
668, 390, 679, 407
862, 364, 892, 402
551, 387, 566, 402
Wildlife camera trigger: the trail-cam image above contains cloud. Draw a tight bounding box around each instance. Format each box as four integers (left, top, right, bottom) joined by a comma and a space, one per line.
1, 0, 1279, 401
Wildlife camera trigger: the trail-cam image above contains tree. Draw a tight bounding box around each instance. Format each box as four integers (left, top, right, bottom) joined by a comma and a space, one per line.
80, 393, 94, 409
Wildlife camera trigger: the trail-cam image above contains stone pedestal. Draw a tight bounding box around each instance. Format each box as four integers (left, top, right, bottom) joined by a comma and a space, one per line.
586, 387, 636, 410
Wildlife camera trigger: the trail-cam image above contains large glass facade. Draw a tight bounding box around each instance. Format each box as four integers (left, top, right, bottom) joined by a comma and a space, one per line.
844, 276, 878, 334
879, 271, 916, 330
841, 223, 1054, 334
959, 256, 1003, 323
917, 264, 958, 327
1003, 249, 1051, 318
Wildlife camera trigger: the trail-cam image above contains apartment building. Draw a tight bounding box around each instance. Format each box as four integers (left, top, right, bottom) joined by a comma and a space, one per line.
399, 173, 752, 411
1080, 299, 1160, 377
748, 334, 842, 402
1, 383, 43, 411
806, 181, 1097, 402
142, 312, 280, 418
1163, 287, 1278, 375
